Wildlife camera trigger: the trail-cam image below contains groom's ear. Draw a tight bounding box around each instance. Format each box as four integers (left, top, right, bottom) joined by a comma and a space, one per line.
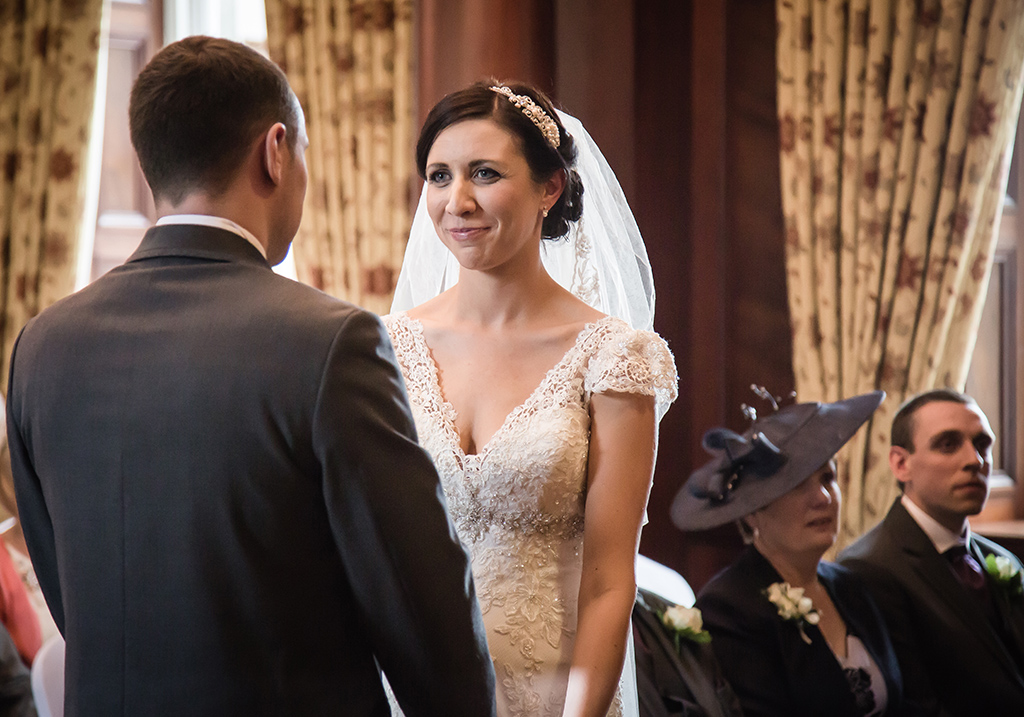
262, 122, 289, 186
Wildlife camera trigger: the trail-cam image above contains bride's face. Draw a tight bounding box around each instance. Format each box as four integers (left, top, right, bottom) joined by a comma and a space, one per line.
424, 118, 560, 273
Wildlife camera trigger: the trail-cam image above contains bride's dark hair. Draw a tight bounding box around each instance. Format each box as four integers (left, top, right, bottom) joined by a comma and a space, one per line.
415, 80, 584, 241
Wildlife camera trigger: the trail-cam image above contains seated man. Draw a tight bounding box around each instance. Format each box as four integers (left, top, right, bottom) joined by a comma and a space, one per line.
840, 389, 1024, 715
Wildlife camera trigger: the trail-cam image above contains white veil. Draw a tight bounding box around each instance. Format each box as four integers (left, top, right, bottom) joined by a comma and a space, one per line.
391, 111, 656, 333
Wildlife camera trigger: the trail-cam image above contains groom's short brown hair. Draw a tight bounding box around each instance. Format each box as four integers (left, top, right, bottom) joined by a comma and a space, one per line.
129, 36, 299, 205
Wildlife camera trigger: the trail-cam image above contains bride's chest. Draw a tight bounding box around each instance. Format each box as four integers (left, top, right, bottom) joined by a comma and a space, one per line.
412, 391, 592, 535
425, 333, 588, 453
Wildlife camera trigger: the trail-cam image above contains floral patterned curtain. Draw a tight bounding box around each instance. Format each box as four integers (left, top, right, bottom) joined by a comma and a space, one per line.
265, 0, 414, 314
777, 0, 1024, 547
0, 0, 105, 386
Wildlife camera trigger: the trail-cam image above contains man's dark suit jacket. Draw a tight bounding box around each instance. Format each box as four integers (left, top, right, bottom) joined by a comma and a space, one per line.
632, 588, 743, 717
697, 546, 907, 717
840, 499, 1024, 716
6, 226, 496, 717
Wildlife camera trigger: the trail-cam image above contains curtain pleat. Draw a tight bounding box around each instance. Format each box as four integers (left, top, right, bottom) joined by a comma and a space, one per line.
0, 0, 104, 386
265, 0, 414, 314
777, 0, 1024, 546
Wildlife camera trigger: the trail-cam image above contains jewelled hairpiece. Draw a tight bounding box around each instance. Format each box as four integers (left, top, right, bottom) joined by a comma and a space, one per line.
490, 85, 561, 149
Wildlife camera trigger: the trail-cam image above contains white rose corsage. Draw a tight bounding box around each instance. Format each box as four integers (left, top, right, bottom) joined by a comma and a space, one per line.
658, 604, 712, 652
763, 581, 820, 644
984, 554, 1024, 599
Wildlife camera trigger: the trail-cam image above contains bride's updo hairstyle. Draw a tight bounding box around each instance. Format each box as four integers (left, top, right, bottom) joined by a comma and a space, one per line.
416, 80, 584, 241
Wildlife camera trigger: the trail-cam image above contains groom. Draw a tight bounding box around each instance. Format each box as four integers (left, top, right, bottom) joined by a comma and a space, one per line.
6, 36, 495, 716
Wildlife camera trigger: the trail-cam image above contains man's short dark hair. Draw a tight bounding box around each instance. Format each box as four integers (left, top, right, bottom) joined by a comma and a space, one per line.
891, 388, 973, 452
129, 36, 298, 204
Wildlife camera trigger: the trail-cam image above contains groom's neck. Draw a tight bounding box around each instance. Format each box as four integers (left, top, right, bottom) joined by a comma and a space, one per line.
155, 190, 272, 257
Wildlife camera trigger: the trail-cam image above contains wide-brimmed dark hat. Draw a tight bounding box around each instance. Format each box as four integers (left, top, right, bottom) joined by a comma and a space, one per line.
671, 391, 884, 531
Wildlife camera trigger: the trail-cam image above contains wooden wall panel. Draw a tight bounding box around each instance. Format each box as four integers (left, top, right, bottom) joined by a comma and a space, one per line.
724, 0, 791, 419
554, 0, 636, 199
417, 0, 556, 122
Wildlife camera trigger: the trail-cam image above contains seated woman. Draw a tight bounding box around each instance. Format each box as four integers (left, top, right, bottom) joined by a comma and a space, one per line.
671, 391, 911, 717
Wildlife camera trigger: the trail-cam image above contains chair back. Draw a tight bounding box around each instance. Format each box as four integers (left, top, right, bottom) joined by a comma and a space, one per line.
30, 634, 64, 717
636, 554, 695, 607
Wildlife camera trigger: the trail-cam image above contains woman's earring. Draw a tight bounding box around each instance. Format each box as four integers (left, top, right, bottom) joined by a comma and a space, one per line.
542, 207, 549, 218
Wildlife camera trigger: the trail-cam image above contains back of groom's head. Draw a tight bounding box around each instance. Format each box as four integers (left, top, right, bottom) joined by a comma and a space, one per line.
129, 36, 299, 205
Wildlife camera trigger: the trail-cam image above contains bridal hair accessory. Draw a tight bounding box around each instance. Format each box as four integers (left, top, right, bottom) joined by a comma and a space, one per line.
490, 85, 561, 149
764, 582, 820, 644
672, 391, 884, 531
393, 110, 657, 335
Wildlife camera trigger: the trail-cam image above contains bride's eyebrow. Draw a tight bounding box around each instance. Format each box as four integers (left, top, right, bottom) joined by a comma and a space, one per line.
425, 158, 504, 174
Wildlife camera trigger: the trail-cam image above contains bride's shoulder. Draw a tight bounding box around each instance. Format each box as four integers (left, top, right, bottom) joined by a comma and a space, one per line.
399, 289, 456, 324
380, 311, 408, 333
380, 312, 427, 360
582, 318, 678, 405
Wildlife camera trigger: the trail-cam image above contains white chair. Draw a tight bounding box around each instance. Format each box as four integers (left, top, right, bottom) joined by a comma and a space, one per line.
30, 634, 64, 717
636, 553, 695, 607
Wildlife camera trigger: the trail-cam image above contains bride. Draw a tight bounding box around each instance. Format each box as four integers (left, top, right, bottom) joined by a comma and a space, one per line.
383, 81, 677, 717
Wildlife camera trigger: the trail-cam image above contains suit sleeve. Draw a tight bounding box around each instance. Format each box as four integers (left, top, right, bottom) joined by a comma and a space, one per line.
5, 327, 65, 635
311, 309, 496, 717
840, 556, 949, 717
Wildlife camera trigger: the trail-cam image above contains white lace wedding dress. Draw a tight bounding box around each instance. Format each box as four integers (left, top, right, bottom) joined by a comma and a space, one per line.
382, 313, 677, 717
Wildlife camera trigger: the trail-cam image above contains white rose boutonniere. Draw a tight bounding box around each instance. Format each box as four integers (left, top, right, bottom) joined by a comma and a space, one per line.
984, 554, 1024, 599
763, 581, 820, 644
659, 604, 712, 652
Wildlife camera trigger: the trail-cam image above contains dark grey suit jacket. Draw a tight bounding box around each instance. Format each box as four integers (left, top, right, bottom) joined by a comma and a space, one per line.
632, 588, 743, 717
840, 499, 1024, 716
6, 225, 495, 717
697, 546, 908, 717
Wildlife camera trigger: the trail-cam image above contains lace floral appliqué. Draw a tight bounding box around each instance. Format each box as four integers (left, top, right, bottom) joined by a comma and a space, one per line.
383, 313, 677, 716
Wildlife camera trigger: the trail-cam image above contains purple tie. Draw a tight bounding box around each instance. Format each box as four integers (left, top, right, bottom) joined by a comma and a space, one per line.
944, 545, 990, 601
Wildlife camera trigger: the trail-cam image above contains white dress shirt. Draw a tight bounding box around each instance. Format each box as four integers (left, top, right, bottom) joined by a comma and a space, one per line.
901, 494, 971, 554
155, 214, 267, 259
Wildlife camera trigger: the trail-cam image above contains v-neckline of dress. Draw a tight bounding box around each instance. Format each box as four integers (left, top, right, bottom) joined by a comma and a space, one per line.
398, 313, 615, 460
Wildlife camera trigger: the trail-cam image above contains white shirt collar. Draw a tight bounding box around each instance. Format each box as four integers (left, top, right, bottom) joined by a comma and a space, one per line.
155, 214, 267, 259
901, 494, 971, 554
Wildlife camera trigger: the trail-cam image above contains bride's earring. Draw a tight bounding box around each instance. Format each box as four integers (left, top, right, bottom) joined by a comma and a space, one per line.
542, 207, 549, 218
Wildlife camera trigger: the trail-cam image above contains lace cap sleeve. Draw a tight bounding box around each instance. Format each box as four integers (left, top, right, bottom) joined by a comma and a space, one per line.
380, 312, 416, 374
585, 320, 678, 421
381, 312, 408, 351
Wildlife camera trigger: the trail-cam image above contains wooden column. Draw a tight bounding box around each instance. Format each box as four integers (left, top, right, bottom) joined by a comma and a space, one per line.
634, 0, 792, 591
554, 0, 636, 198
417, 0, 556, 124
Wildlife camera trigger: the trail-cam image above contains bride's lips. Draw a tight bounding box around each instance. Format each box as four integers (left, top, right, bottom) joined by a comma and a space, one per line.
446, 226, 489, 241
